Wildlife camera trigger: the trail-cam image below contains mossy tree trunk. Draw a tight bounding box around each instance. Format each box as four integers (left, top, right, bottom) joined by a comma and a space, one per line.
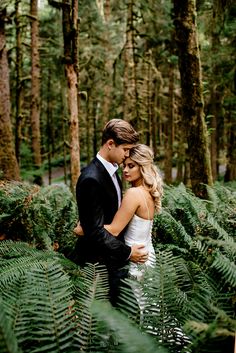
99, 0, 112, 138
173, 0, 213, 198
164, 60, 175, 184
62, 0, 80, 191
209, 1, 225, 182
30, 0, 42, 175
0, 8, 20, 181
123, 0, 138, 127
14, 0, 24, 163
224, 111, 236, 181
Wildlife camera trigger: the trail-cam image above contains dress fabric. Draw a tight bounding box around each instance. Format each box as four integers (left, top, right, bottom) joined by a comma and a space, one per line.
124, 214, 155, 279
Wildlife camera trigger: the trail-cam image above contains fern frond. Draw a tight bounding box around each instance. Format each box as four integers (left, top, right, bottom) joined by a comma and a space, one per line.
0, 242, 62, 291
138, 250, 192, 352
211, 251, 236, 288
0, 240, 40, 258
13, 262, 75, 353
153, 210, 193, 249
205, 215, 236, 258
184, 319, 235, 353
91, 300, 168, 353
73, 263, 110, 352
0, 297, 20, 353
0, 182, 78, 253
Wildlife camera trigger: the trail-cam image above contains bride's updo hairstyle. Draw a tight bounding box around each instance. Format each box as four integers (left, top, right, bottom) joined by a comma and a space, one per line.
129, 144, 163, 213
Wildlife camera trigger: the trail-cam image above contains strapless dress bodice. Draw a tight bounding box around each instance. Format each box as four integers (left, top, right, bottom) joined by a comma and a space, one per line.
124, 214, 155, 278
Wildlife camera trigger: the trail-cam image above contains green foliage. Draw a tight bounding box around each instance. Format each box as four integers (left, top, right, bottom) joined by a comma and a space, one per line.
0, 181, 78, 254
0, 297, 20, 353
92, 301, 168, 353
0, 182, 235, 353
151, 183, 236, 352
0, 242, 167, 353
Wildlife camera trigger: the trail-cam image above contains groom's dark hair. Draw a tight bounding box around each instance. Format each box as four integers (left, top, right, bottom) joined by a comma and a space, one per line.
102, 119, 139, 145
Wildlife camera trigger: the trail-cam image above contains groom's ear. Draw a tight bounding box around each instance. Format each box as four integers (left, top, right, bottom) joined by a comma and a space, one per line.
107, 139, 115, 150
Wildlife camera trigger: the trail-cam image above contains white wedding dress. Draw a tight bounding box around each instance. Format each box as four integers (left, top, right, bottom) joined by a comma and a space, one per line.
124, 214, 155, 279
124, 188, 156, 280
123, 190, 155, 315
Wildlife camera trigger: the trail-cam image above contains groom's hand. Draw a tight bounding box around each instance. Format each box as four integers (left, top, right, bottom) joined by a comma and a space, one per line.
73, 221, 84, 236
130, 244, 149, 263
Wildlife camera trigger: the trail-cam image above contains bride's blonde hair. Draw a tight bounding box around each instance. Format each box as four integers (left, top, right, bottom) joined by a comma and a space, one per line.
129, 144, 163, 213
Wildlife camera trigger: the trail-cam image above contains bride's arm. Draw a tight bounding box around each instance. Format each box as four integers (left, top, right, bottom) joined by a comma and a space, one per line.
104, 188, 139, 236
74, 188, 140, 237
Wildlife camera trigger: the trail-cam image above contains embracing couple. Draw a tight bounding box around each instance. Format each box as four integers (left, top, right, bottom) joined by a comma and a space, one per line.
72, 119, 163, 307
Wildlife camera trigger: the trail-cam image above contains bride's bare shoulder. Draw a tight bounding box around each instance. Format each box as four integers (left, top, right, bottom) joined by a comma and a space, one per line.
123, 187, 141, 198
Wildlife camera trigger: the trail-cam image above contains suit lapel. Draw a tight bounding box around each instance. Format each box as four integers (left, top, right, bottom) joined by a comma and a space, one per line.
93, 158, 121, 205
115, 171, 123, 201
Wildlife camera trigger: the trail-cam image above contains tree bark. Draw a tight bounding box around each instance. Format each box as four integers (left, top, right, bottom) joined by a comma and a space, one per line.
123, 0, 138, 126
0, 8, 20, 181
15, 0, 24, 163
30, 0, 42, 170
224, 111, 236, 181
209, 2, 224, 182
101, 0, 112, 130
173, 0, 213, 198
164, 61, 175, 184
62, 0, 80, 191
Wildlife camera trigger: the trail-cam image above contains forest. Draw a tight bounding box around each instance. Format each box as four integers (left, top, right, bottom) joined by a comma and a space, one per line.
0, 0, 235, 353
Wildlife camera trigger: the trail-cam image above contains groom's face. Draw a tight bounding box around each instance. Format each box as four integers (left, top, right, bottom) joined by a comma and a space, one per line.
109, 142, 135, 165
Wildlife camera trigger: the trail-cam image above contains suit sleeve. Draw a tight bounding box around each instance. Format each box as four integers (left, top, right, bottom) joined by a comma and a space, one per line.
76, 177, 131, 265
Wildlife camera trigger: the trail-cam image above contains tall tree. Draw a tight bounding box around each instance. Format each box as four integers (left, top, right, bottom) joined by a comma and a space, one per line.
48, 0, 80, 190
173, 0, 213, 198
30, 0, 42, 175
224, 109, 236, 181
14, 0, 24, 163
123, 0, 137, 126
0, 7, 20, 180
62, 0, 80, 190
164, 59, 175, 184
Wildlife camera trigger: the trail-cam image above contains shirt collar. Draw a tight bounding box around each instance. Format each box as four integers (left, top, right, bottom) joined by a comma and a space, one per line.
96, 153, 118, 177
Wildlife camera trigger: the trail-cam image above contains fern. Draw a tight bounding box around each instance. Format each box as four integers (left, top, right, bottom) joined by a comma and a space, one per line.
91, 300, 168, 353
0, 182, 78, 253
0, 181, 235, 353
141, 251, 191, 352
0, 297, 21, 353
12, 262, 74, 353
153, 210, 193, 250
211, 251, 236, 288
72, 263, 111, 352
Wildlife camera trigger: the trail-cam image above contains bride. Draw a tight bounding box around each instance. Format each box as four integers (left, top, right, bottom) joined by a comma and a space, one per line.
74, 144, 163, 280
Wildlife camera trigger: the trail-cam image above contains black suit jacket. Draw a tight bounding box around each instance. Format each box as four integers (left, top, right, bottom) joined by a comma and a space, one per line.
74, 157, 131, 269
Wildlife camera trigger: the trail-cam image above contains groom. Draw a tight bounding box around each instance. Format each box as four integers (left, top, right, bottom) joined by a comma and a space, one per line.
73, 119, 148, 306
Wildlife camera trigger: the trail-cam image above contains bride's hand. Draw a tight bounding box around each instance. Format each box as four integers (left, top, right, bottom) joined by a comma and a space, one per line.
73, 222, 84, 236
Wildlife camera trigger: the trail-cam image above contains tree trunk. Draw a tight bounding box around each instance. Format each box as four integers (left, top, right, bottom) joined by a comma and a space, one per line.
61, 76, 69, 185
209, 2, 223, 182
100, 0, 112, 131
173, 0, 213, 198
46, 69, 52, 185
62, 0, 80, 191
224, 111, 236, 181
164, 61, 175, 184
15, 0, 24, 163
175, 94, 186, 183
30, 0, 42, 171
123, 0, 137, 126
152, 70, 163, 160
137, 51, 151, 144
0, 8, 20, 181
